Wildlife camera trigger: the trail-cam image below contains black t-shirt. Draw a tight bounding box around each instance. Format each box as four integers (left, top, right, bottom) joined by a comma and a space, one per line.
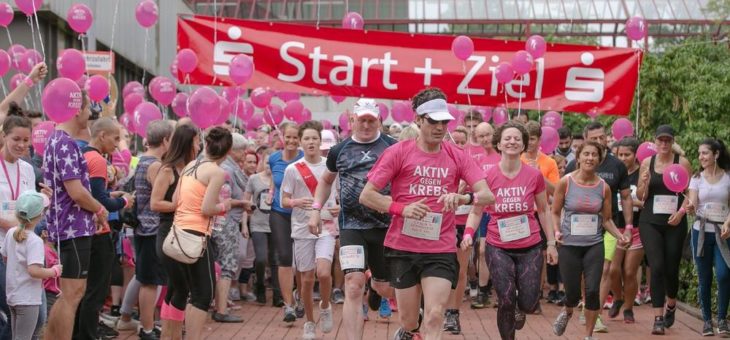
327, 133, 397, 230
566, 153, 629, 220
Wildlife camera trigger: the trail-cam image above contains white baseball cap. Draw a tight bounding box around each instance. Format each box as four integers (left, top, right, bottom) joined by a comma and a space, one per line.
416, 98, 455, 121
353, 98, 379, 118
320, 129, 337, 150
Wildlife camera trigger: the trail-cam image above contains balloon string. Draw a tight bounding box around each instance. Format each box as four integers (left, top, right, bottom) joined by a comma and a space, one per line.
80, 34, 88, 75
461, 62, 472, 108
27, 15, 37, 65
503, 85, 510, 120
141, 29, 150, 87
537, 97, 541, 122
31, 2, 45, 60
109, 0, 120, 54
211, 0, 218, 85
0, 79, 6, 97
232, 99, 239, 131
184, 74, 192, 94
635, 49, 642, 137
316, 0, 321, 29
517, 76, 524, 118
4, 27, 12, 47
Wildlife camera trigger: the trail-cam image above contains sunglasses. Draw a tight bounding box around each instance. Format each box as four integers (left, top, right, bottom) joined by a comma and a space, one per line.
424, 116, 449, 126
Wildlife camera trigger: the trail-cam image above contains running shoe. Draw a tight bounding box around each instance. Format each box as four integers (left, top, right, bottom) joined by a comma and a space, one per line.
450, 311, 461, 335
362, 304, 369, 321
556, 291, 566, 306
515, 309, 527, 330
623, 309, 635, 324
320, 301, 333, 333
97, 321, 119, 339
608, 299, 624, 318
283, 305, 296, 323
594, 316, 608, 333
331, 288, 345, 304
368, 286, 382, 311
634, 291, 642, 306
603, 295, 614, 310
470, 292, 486, 309
302, 321, 316, 340
552, 310, 572, 336
702, 320, 715, 337
718, 319, 729, 335
664, 304, 676, 328
547, 290, 558, 304
138, 328, 158, 340
212, 312, 243, 323
389, 298, 398, 312
379, 298, 392, 318
652, 316, 665, 335
294, 289, 305, 318
393, 327, 421, 340
443, 310, 456, 333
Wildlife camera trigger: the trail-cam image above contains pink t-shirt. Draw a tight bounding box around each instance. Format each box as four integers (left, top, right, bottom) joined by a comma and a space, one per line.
456, 144, 494, 225
367, 140, 485, 253
484, 163, 546, 249
43, 244, 60, 294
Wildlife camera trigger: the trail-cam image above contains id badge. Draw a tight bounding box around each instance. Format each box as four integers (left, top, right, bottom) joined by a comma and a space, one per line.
497, 215, 531, 242
402, 212, 443, 241
570, 214, 599, 236
455, 205, 472, 216
339, 245, 365, 270
704, 202, 729, 223
653, 195, 678, 215
0, 201, 16, 219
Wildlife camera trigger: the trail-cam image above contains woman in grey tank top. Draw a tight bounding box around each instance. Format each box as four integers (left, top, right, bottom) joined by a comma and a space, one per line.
550, 141, 629, 340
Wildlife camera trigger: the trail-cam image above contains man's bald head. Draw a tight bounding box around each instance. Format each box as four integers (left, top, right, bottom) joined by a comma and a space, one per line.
91, 117, 119, 137
474, 122, 495, 150
177, 117, 193, 127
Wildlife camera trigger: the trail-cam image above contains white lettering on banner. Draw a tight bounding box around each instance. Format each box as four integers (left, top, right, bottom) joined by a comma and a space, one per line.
379, 52, 398, 90
565, 53, 605, 103
507, 74, 529, 99
489, 56, 545, 99
330, 55, 354, 86
279, 41, 306, 82
309, 47, 329, 85
457, 55, 486, 96
414, 58, 442, 86
214, 41, 254, 77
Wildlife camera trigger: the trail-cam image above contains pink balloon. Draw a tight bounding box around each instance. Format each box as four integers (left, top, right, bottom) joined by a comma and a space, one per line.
377, 102, 389, 120
338, 112, 349, 130
663, 164, 689, 193
637, 142, 658, 162
251, 87, 273, 108
135, 0, 158, 28
169, 59, 179, 78
123, 93, 145, 115
14, 0, 43, 16
451, 35, 474, 61
263, 104, 283, 125
391, 101, 414, 123
229, 54, 254, 85
495, 62, 514, 84
230, 98, 254, 121
511, 50, 534, 75
176, 49, 198, 74
8, 44, 26, 70
611, 118, 634, 140
586, 109, 600, 119
171, 92, 189, 118
74, 74, 88, 90
32, 121, 54, 155
447, 118, 459, 132
474, 106, 492, 122
188, 86, 221, 129
492, 106, 509, 126
85, 75, 109, 102
9, 73, 25, 91
248, 113, 264, 130
331, 95, 346, 104
19, 49, 42, 74
525, 35, 546, 59
277, 91, 300, 102
341, 12, 364, 30
541, 111, 563, 129
296, 108, 311, 124
122, 81, 144, 98
119, 112, 134, 132
42, 77, 83, 124
283, 100, 304, 121
221, 86, 246, 102
0, 3, 13, 27
540, 126, 559, 154
149, 76, 176, 106
57, 49, 86, 81
322, 120, 332, 130
215, 96, 230, 125
67, 3, 93, 34
0, 50, 10, 76
133, 102, 162, 138
626, 16, 648, 41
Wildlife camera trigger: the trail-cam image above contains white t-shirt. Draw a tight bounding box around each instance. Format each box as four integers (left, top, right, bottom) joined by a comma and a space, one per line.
689, 171, 730, 232
0, 159, 37, 249
1, 227, 45, 306
281, 157, 336, 240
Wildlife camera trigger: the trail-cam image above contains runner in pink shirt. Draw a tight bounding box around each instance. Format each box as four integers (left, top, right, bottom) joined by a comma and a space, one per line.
360, 88, 495, 340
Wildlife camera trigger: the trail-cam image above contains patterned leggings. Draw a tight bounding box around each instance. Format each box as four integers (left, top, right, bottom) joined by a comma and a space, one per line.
485, 244, 543, 340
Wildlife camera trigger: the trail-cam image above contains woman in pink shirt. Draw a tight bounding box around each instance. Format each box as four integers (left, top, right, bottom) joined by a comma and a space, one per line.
481, 121, 558, 340
360, 88, 494, 340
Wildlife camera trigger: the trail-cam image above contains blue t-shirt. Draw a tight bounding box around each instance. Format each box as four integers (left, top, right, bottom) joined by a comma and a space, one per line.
269, 150, 304, 214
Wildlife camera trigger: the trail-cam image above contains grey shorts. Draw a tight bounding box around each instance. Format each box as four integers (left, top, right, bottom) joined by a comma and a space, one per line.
293, 235, 336, 272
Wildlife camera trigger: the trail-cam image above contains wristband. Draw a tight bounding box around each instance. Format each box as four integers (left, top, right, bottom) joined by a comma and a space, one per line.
311, 202, 322, 211
388, 202, 405, 217
625, 224, 634, 230
465, 193, 474, 205
23, 76, 34, 87
52, 266, 61, 278
217, 202, 226, 215
463, 227, 476, 240
122, 197, 129, 208
95, 206, 105, 216
679, 207, 686, 214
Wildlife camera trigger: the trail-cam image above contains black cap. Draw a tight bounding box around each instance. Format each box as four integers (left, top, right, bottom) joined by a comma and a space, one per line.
655, 125, 674, 138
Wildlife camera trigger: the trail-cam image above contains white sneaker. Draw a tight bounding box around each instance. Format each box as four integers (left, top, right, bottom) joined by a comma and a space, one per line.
116, 318, 139, 331
320, 301, 333, 333
99, 313, 119, 328
302, 321, 316, 340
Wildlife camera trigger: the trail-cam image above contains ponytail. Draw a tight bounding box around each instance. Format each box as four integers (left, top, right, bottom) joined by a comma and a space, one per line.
13, 217, 28, 243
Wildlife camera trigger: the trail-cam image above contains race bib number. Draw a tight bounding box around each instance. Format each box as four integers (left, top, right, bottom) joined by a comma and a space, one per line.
339, 245, 365, 270
0, 201, 16, 219
653, 195, 678, 215
497, 215, 531, 242
455, 205, 472, 216
402, 213, 443, 241
570, 214, 599, 236
259, 193, 271, 211
703, 202, 729, 223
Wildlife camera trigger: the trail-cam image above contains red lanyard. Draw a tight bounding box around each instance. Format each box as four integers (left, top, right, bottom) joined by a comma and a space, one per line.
1, 159, 20, 201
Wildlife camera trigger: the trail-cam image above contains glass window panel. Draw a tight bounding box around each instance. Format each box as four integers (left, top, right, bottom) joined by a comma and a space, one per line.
578, 0, 597, 19
685, 0, 708, 20
532, 0, 552, 19
502, 0, 520, 19
486, 0, 502, 19
653, 0, 676, 20
470, 1, 488, 19
637, 0, 659, 19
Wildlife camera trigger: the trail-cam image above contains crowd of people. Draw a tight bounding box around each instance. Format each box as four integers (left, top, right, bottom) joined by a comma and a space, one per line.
0, 63, 728, 340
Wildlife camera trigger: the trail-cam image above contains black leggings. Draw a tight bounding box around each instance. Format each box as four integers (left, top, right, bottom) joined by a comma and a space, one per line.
270, 210, 294, 267
251, 231, 280, 294
639, 222, 687, 308
166, 235, 216, 311
486, 244, 543, 340
559, 243, 604, 311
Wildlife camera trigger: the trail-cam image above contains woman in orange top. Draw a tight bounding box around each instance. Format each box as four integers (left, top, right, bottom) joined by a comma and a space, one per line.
170, 127, 233, 340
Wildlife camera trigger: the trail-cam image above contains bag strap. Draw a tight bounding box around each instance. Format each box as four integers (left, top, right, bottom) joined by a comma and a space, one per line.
295, 162, 318, 196
172, 225, 206, 260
